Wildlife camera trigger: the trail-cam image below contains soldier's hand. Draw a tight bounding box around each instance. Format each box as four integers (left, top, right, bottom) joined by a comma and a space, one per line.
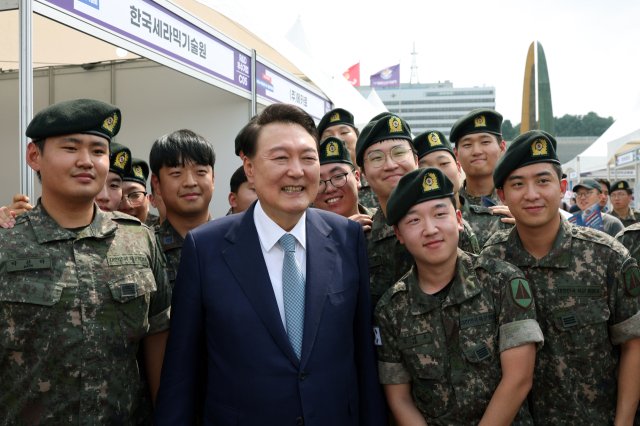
349, 213, 373, 232
0, 206, 16, 229
490, 205, 516, 225
9, 194, 33, 215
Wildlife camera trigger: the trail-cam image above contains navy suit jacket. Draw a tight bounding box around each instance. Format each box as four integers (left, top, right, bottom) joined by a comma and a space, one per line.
154, 202, 388, 426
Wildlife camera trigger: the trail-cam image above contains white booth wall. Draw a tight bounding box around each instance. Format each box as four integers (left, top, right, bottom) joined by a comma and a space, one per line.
0, 58, 250, 218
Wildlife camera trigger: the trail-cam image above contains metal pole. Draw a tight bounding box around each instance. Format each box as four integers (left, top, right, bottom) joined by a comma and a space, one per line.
398, 60, 401, 115
19, 0, 34, 200
250, 49, 257, 117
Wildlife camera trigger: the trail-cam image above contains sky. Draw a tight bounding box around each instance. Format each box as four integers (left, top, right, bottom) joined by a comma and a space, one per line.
228, 0, 640, 125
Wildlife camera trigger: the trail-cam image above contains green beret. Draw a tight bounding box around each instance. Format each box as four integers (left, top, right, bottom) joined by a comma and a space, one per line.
386, 168, 455, 226
449, 108, 502, 144
355, 114, 412, 168
26, 98, 121, 141
493, 130, 560, 189
123, 158, 149, 187
319, 137, 352, 166
317, 108, 355, 137
611, 180, 633, 194
413, 130, 455, 160
574, 178, 601, 192
109, 142, 132, 178
234, 115, 258, 156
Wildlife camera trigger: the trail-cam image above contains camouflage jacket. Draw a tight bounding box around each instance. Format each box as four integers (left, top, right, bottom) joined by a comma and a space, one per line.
145, 214, 160, 229
367, 209, 479, 309
460, 196, 512, 250
374, 250, 543, 425
358, 174, 380, 211
611, 208, 640, 228
482, 216, 640, 425
0, 201, 171, 425
358, 203, 377, 218
459, 180, 503, 207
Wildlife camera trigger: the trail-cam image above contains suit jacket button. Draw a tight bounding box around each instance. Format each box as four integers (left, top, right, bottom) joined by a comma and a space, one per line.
300, 372, 306, 380
296, 417, 304, 425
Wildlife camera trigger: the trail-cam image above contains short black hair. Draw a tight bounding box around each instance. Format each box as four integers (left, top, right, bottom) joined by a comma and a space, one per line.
150, 129, 216, 181
229, 165, 248, 193
595, 178, 610, 193
239, 104, 319, 159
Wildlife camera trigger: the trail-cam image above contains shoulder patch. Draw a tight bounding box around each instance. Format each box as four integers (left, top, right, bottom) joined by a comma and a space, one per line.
470, 205, 494, 215
624, 264, 640, 297
510, 277, 533, 309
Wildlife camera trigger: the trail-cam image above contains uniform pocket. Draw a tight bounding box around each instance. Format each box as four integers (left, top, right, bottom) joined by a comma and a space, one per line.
107, 269, 157, 344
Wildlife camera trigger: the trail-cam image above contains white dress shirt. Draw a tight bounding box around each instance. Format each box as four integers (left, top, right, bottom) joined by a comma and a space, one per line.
254, 201, 307, 330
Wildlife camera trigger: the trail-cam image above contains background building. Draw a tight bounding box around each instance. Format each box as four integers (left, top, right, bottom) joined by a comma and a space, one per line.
356, 82, 495, 137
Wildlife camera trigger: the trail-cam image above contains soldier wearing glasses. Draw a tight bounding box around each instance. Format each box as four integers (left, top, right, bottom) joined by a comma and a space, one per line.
313, 137, 376, 232
119, 158, 157, 226
355, 115, 479, 308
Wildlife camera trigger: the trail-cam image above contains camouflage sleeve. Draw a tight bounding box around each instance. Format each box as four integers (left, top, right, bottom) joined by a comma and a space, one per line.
608, 249, 640, 345
373, 306, 411, 385
146, 228, 171, 335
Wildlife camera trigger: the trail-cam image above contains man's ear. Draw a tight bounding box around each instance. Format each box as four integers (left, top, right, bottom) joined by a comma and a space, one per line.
151, 174, 161, 197
243, 156, 254, 184
499, 140, 507, 154
228, 192, 237, 210
497, 188, 506, 204
26, 142, 41, 173
211, 171, 215, 192
354, 170, 362, 190
456, 209, 464, 232
453, 147, 458, 158
393, 225, 405, 245
560, 179, 568, 197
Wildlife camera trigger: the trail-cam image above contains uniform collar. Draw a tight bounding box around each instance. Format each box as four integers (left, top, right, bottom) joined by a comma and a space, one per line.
157, 214, 214, 250
371, 208, 395, 242
507, 215, 572, 269
28, 199, 118, 244
409, 250, 482, 315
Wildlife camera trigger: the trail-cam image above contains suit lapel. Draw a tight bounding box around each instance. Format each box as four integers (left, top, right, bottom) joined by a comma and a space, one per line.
300, 210, 337, 369
223, 203, 300, 367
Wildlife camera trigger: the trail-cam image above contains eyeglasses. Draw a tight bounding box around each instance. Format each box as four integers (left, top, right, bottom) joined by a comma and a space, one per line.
318, 168, 354, 194
575, 190, 597, 199
365, 145, 413, 169
122, 191, 148, 207
610, 192, 629, 199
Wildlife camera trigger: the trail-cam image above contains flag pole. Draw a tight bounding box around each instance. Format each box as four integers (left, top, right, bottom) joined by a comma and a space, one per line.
398, 60, 402, 115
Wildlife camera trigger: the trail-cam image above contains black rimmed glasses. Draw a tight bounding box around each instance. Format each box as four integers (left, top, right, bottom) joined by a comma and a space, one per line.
318, 168, 355, 194
121, 191, 147, 207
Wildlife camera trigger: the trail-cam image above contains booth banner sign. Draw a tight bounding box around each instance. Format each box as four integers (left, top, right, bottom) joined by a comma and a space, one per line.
568, 171, 577, 179
42, 0, 251, 91
616, 170, 636, 177
616, 151, 635, 166
370, 64, 400, 87
256, 61, 332, 121
636, 148, 640, 161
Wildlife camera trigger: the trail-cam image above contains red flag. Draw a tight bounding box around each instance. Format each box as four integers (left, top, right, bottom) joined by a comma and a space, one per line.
343, 63, 360, 87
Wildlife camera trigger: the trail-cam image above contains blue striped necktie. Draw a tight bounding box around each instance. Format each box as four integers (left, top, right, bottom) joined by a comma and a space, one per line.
279, 233, 305, 360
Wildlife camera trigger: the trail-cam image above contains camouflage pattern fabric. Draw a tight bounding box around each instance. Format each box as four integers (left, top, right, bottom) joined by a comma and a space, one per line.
0, 201, 171, 425
358, 203, 377, 218
611, 208, 640, 228
359, 174, 380, 211
482, 216, 640, 426
367, 209, 480, 308
225, 207, 234, 216
460, 196, 512, 250
374, 249, 543, 425
145, 214, 160, 229
459, 180, 503, 207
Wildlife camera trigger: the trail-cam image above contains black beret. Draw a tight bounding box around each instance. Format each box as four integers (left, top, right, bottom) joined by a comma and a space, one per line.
319, 137, 352, 166
449, 108, 502, 144
234, 115, 258, 156
574, 178, 602, 192
124, 158, 149, 187
317, 108, 356, 137
109, 142, 132, 178
355, 114, 412, 168
26, 98, 121, 141
611, 180, 633, 194
493, 130, 560, 189
413, 130, 455, 160
386, 167, 455, 226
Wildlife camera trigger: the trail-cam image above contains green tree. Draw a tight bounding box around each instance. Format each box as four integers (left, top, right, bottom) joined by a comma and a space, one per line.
503, 112, 613, 139
501, 120, 517, 141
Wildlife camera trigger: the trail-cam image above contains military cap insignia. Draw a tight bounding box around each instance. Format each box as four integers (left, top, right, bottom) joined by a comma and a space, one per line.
388, 116, 403, 133
113, 152, 128, 170
619, 182, 625, 188
624, 265, 640, 297
330, 112, 340, 123
102, 113, 119, 134
133, 165, 144, 179
474, 115, 487, 127
422, 173, 440, 192
429, 132, 442, 147
326, 141, 340, 157
531, 139, 548, 156
510, 277, 533, 309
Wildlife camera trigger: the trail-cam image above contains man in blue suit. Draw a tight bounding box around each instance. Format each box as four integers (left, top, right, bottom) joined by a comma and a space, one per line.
155, 103, 388, 426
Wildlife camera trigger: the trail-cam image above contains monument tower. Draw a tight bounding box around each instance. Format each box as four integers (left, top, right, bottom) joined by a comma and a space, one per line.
521, 41, 555, 135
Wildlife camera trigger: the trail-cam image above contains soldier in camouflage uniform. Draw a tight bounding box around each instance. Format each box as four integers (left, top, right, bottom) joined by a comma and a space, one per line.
414, 129, 511, 249
0, 99, 171, 425
482, 130, 640, 426
355, 115, 480, 307
610, 180, 640, 227
318, 108, 380, 210
375, 167, 543, 426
